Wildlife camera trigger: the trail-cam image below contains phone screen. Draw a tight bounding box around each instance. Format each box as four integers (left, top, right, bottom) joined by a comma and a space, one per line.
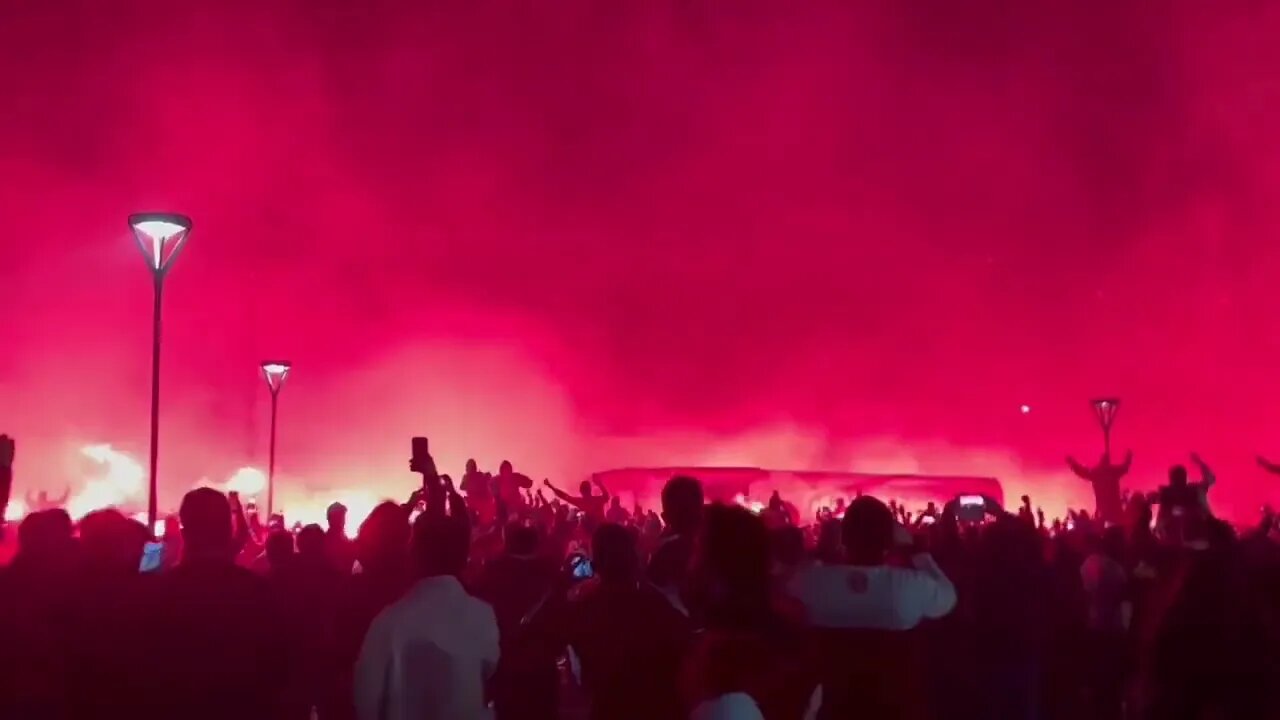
139, 541, 165, 573
568, 553, 594, 580
957, 495, 985, 523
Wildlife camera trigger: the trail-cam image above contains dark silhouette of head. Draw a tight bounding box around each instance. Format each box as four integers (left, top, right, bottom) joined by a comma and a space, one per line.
326, 502, 347, 534
609, 496, 622, 509
1169, 465, 1189, 488
579, 480, 593, 497
356, 501, 411, 574
499, 460, 513, 476
79, 509, 146, 575
693, 504, 773, 629
265, 530, 294, 571
661, 475, 704, 534
842, 496, 896, 565
411, 513, 469, 578
768, 490, 784, 511
17, 508, 74, 564
297, 524, 325, 559
179, 487, 234, 561
466, 458, 478, 474
592, 523, 638, 583
504, 522, 539, 556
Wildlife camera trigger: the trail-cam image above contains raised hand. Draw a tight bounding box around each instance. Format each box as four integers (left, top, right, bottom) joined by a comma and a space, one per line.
1066, 456, 1093, 481
1190, 453, 1216, 486
1258, 456, 1280, 476
0, 435, 13, 469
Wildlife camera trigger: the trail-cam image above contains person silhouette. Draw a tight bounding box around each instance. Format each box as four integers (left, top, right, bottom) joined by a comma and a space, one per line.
1155, 454, 1217, 533
145, 487, 287, 719
1065, 450, 1133, 525
24, 487, 70, 513
0, 434, 13, 539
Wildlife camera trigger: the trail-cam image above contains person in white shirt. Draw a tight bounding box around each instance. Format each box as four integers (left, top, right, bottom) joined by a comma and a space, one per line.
785, 496, 957, 719
787, 496, 957, 630
354, 510, 499, 720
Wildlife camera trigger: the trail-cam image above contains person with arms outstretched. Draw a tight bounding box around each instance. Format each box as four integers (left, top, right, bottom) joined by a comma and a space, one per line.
1156, 453, 1216, 528
1066, 449, 1133, 525
544, 477, 610, 525
494, 460, 533, 511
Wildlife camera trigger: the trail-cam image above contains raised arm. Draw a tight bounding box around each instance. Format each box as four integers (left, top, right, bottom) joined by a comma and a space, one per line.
1190, 453, 1216, 488
1117, 450, 1133, 476
228, 492, 252, 552
905, 552, 959, 620
543, 479, 574, 504
593, 477, 610, 502
1066, 456, 1094, 482
1258, 456, 1280, 476
0, 435, 13, 527
443, 476, 472, 534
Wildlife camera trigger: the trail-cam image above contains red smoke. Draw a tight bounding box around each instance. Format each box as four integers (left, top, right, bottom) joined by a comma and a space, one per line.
2, 1, 1279, 521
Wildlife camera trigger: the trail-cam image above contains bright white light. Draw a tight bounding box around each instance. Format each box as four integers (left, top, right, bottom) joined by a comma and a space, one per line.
66, 444, 146, 521
4, 498, 27, 522
284, 489, 380, 538
81, 444, 145, 496
130, 512, 166, 538
132, 219, 187, 241
731, 493, 765, 514
67, 480, 126, 521
262, 362, 291, 392
1020, 404, 1032, 414
129, 213, 191, 272
226, 467, 267, 496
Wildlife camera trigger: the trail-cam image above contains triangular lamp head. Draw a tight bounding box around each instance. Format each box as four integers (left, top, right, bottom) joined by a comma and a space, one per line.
129, 212, 192, 274
1091, 397, 1120, 430
261, 361, 291, 394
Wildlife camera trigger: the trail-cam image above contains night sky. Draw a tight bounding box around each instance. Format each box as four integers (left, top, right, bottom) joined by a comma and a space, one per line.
3, 1, 1279, 520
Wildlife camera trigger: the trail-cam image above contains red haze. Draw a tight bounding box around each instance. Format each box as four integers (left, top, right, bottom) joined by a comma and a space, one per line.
2, 1, 1280, 521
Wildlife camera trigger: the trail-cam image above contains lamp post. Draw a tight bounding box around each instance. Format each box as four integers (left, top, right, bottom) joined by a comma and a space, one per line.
129, 213, 193, 531
260, 361, 291, 518
1091, 397, 1120, 459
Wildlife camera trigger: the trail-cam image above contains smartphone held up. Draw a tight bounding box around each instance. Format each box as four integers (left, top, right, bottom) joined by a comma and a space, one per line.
956, 495, 986, 523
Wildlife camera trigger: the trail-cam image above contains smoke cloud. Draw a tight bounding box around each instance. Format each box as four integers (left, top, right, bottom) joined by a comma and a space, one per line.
3, 1, 1280, 519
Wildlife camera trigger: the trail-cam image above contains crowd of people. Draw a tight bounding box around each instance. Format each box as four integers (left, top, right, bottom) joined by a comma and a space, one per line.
1, 432, 1278, 719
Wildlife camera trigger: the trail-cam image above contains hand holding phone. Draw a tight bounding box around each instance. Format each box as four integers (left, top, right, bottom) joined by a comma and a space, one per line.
566, 552, 594, 581
956, 495, 986, 523
410, 436, 439, 481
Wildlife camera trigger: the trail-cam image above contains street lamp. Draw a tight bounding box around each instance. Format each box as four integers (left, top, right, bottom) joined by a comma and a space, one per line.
1091, 397, 1120, 459
260, 361, 291, 517
129, 212, 193, 531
